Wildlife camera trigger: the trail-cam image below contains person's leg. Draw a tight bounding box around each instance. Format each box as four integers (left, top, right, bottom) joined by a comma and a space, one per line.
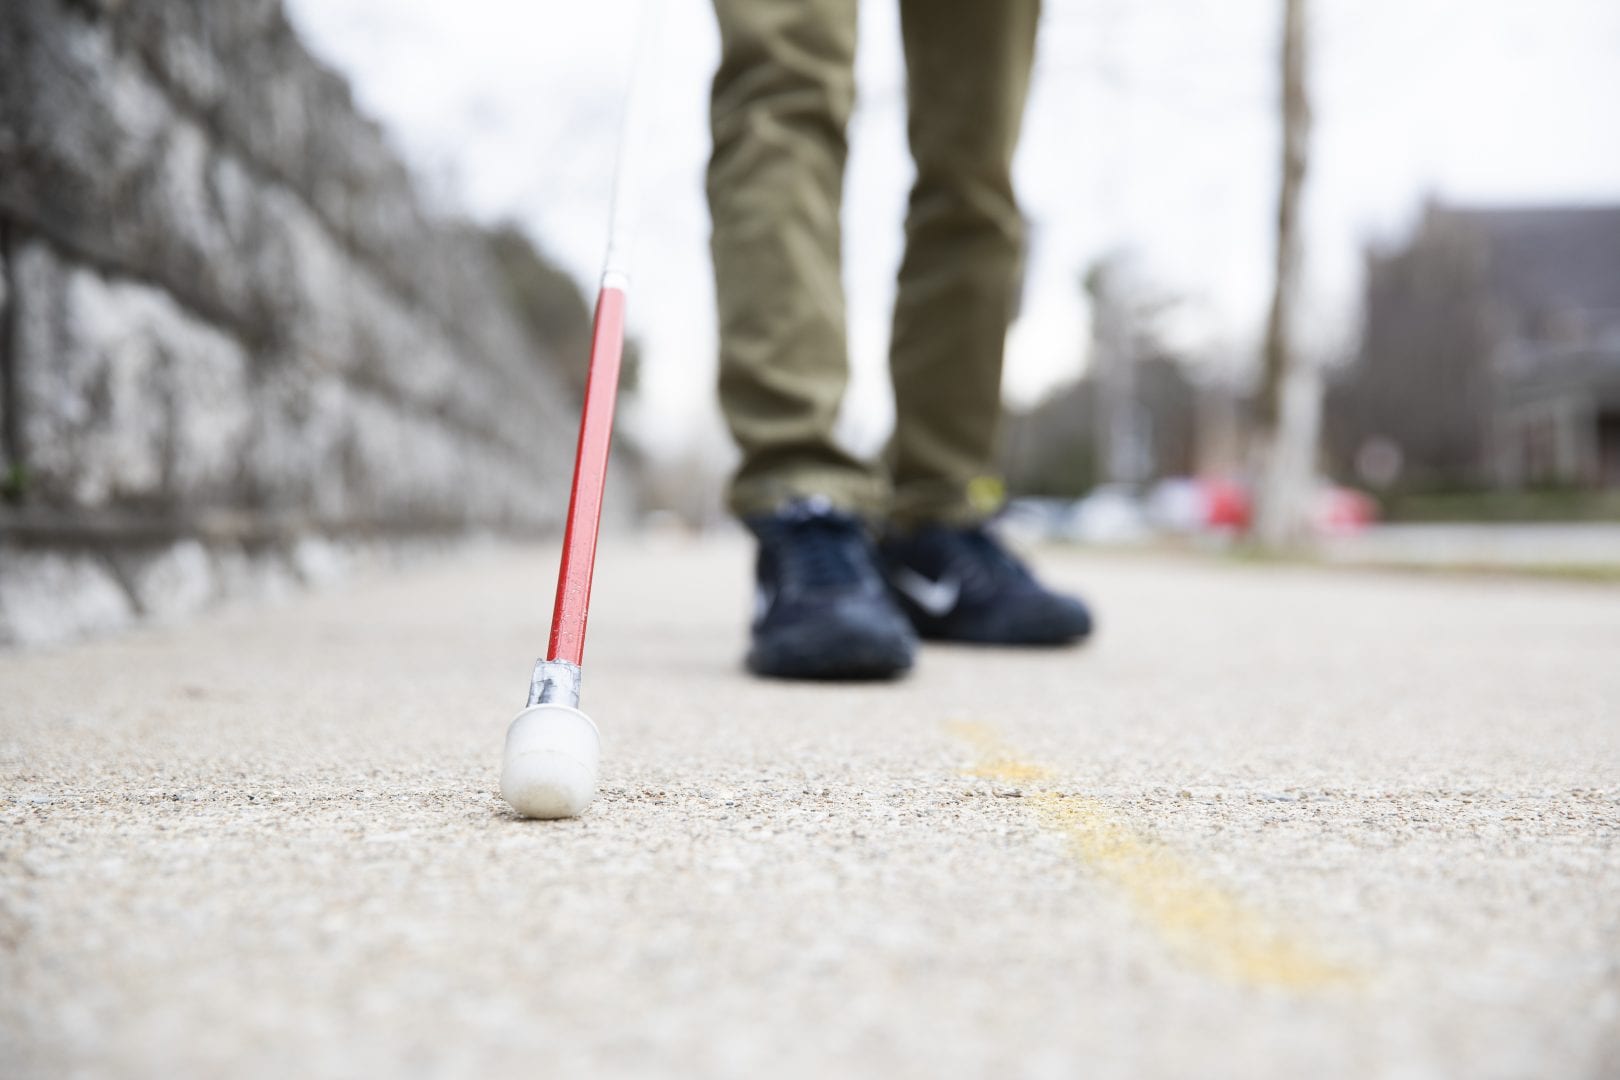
888, 0, 1040, 527
880, 3, 1091, 647
709, 0, 886, 519
709, 0, 914, 679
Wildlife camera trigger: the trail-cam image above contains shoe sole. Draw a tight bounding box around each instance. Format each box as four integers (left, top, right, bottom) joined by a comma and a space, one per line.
747, 626, 915, 681
895, 597, 1094, 647
916, 626, 1091, 646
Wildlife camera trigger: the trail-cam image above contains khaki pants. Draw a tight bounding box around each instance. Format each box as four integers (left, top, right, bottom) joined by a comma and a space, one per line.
708, 0, 1040, 526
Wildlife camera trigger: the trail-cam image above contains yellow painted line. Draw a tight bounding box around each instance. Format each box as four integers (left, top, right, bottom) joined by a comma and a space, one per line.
950, 721, 1358, 990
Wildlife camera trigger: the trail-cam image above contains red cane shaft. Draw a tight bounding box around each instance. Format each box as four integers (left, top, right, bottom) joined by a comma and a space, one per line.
547, 284, 627, 666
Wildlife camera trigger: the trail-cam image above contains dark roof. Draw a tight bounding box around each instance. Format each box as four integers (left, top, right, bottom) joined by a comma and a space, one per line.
1433, 203, 1620, 328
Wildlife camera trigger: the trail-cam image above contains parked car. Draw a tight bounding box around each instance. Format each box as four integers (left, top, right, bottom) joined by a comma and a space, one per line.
1310, 485, 1378, 536
1069, 484, 1152, 544
1147, 476, 1252, 534
1147, 476, 1376, 537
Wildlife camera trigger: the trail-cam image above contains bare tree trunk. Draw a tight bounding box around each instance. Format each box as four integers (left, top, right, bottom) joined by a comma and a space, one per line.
1253, 0, 1316, 548
1086, 260, 1144, 488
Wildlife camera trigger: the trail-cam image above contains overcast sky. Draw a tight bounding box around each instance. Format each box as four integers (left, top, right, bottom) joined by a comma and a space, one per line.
286, 0, 1620, 462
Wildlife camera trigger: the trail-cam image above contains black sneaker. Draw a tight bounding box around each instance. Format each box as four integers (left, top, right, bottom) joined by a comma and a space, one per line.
743, 499, 917, 680
880, 523, 1093, 645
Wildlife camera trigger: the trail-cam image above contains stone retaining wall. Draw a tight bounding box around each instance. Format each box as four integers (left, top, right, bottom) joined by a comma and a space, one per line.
0, 0, 592, 645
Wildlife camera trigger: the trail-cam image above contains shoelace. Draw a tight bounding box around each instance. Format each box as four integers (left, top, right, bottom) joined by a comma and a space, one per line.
764, 510, 870, 591
951, 525, 1035, 589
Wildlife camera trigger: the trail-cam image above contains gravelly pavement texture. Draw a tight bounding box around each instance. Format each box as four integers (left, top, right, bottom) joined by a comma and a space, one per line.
3, 537, 1618, 1079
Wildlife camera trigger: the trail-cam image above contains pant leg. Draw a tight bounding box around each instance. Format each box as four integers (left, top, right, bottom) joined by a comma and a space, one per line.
888, 0, 1040, 527
708, 0, 886, 519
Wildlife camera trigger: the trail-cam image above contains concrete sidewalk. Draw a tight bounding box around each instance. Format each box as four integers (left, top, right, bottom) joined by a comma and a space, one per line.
3, 537, 1618, 1078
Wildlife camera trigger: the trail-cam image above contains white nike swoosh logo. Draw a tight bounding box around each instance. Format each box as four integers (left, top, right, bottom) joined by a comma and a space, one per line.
891, 567, 961, 617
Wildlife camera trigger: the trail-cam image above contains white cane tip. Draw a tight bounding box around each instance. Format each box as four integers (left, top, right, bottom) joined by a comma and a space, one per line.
501, 704, 600, 819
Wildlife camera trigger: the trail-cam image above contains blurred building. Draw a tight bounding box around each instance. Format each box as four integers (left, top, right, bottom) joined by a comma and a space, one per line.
1328, 201, 1620, 491
1001, 257, 1213, 498
1000, 354, 1202, 497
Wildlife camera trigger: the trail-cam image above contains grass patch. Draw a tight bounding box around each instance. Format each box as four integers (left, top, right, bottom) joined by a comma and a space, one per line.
1382, 489, 1620, 524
